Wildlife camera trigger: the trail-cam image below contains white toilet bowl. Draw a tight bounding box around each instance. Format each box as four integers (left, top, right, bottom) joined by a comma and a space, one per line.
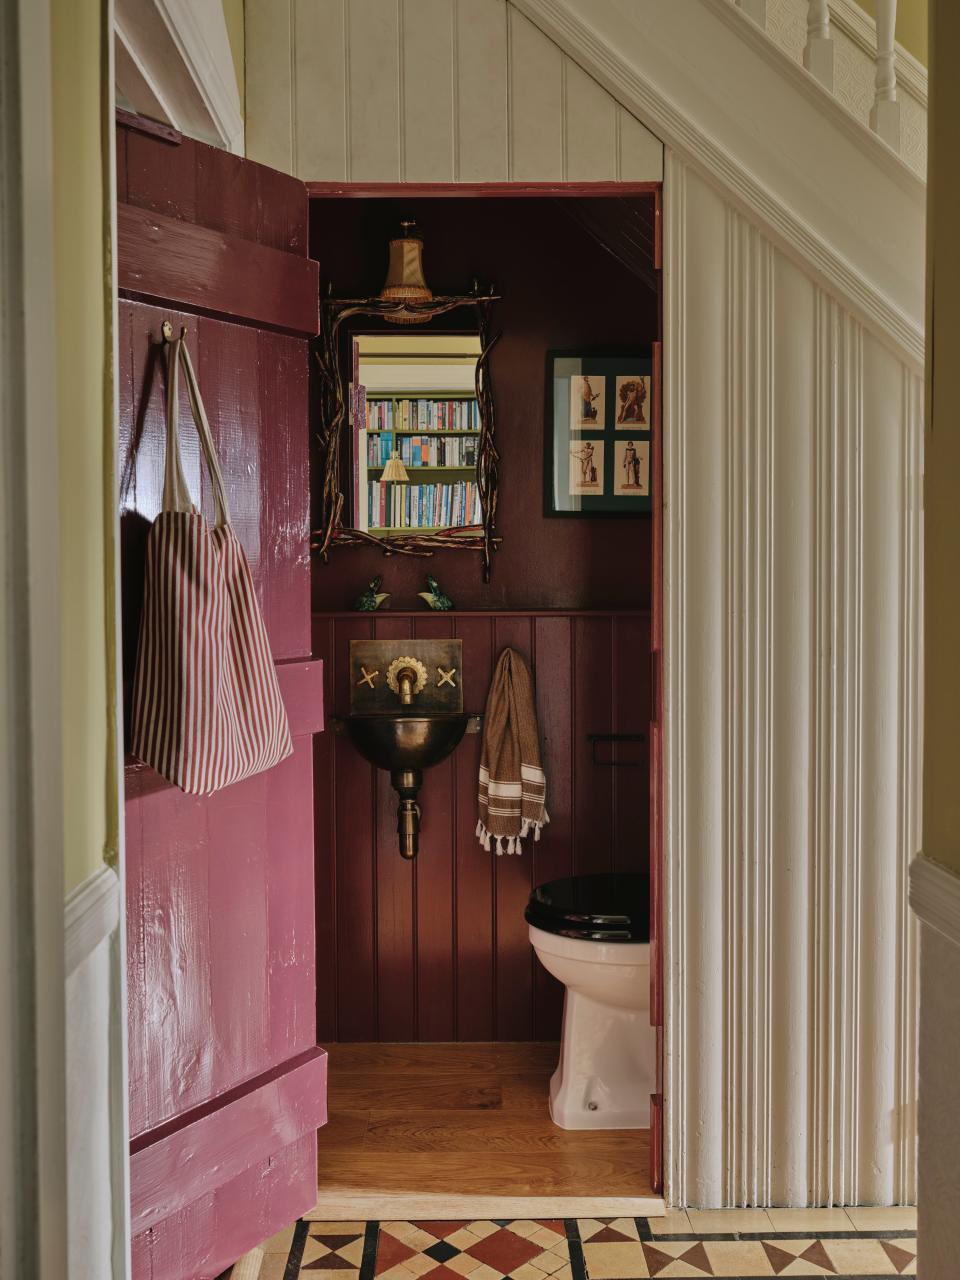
529, 925, 654, 1129
526, 872, 654, 1130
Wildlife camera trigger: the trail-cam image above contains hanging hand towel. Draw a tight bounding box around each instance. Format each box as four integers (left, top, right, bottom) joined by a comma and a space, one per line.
130, 332, 293, 795
476, 647, 549, 855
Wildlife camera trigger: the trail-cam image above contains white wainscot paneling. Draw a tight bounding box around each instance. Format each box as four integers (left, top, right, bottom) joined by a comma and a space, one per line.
65, 867, 122, 1280
245, 0, 663, 184
663, 153, 922, 1207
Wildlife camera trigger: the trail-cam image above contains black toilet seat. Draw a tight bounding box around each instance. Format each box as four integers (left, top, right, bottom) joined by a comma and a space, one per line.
524, 871, 650, 943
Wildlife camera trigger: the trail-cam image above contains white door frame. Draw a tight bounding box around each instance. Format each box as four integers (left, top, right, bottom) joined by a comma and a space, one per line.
0, 0, 68, 1272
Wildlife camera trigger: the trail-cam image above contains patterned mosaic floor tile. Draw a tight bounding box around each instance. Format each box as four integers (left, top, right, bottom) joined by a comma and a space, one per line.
273, 1212, 918, 1279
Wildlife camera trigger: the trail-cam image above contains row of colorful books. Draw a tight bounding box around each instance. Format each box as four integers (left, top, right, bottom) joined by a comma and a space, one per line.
368, 481, 483, 530
366, 397, 480, 432
367, 432, 478, 468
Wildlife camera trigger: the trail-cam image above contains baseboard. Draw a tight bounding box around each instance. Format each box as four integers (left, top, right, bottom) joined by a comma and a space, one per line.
65, 863, 120, 975
909, 854, 960, 947
305, 1194, 666, 1220
65, 863, 123, 1279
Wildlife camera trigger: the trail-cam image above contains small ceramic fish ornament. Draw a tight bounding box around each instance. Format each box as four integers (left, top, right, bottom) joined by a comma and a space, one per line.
418, 575, 454, 611
355, 576, 391, 611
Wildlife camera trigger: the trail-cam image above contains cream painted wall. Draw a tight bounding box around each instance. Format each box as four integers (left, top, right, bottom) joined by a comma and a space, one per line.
51, 0, 117, 895
924, 0, 958, 877
223, 0, 245, 113
857, 0, 928, 63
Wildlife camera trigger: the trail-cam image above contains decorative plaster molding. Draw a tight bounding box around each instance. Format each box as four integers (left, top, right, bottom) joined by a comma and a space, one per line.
115, 0, 243, 154
65, 865, 120, 976
511, 0, 924, 369
829, 0, 927, 107
910, 856, 960, 948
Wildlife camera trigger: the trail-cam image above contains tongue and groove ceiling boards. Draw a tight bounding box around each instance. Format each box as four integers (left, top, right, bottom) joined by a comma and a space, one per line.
245, 0, 925, 1209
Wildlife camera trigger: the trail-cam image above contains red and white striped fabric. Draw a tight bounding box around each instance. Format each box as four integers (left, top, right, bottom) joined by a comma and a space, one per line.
131, 333, 293, 795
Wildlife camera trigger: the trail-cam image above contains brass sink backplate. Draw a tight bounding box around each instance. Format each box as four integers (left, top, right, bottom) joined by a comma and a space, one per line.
349, 638, 463, 714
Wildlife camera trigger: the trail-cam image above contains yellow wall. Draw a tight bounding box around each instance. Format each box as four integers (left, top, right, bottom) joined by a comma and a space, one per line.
925, 0, 960, 875
222, 0, 245, 114
51, 0, 117, 894
858, 0, 928, 64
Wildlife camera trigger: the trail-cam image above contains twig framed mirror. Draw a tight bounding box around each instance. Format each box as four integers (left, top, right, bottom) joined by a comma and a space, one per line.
312, 288, 501, 583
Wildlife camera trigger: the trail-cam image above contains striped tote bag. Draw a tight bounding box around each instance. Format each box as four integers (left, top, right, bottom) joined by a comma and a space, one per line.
131, 332, 293, 794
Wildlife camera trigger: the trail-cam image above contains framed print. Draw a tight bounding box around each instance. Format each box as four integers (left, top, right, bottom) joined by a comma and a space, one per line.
545, 350, 654, 517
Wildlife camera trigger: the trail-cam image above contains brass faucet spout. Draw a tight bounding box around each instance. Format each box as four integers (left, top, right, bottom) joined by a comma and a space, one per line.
398, 667, 416, 706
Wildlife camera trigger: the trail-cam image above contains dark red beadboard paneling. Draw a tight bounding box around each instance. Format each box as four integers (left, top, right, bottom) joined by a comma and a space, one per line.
312, 609, 651, 1043
308, 195, 658, 612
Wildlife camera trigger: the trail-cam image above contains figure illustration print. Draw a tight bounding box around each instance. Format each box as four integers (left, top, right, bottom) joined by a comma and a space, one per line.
569, 440, 604, 495
615, 375, 649, 427
571, 374, 605, 427
614, 440, 649, 496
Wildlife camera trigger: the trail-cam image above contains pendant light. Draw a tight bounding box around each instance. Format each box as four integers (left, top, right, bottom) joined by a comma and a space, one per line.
379, 220, 433, 324
381, 450, 410, 483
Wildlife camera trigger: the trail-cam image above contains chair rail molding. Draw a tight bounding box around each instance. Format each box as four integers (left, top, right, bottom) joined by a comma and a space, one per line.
510, 0, 924, 369
115, 0, 243, 154
65, 864, 121, 976
909, 856, 960, 949
662, 151, 923, 1207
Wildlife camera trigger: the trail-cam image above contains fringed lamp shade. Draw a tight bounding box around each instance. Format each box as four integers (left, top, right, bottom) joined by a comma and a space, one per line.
380, 221, 433, 324
381, 451, 410, 483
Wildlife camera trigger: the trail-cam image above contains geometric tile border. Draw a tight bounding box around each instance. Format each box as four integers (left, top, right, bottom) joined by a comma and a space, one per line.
274, 1216, 918, 1280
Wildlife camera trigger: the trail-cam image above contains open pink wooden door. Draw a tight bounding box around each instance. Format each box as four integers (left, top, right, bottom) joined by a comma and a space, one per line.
117, 116, 326, 1280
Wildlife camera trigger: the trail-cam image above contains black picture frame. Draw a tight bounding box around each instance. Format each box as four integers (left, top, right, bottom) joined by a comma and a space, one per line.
543, 349, 654, 518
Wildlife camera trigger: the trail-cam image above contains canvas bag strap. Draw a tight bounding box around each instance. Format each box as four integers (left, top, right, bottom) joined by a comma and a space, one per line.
161, 333, 231, 526
178, 340, 231, 527
161, 335, 193, 515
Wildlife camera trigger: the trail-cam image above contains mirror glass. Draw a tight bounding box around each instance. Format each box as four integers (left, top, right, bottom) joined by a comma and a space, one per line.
353, 333, 482, 537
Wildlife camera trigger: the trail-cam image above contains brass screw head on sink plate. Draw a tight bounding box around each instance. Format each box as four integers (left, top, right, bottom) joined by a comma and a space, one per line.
386, 655, 428, 697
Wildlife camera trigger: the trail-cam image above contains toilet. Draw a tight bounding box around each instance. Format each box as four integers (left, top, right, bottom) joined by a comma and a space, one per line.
526, 872, 655, 1130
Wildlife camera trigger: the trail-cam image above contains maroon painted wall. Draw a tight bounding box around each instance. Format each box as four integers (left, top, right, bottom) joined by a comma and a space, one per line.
118, 124, 325, 1280
314, 609, 651, 1044
309, 195, 659, 612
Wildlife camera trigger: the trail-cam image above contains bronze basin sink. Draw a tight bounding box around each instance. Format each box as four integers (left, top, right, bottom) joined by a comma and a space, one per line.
343, 712, 471, 774
337, 713, 476, 859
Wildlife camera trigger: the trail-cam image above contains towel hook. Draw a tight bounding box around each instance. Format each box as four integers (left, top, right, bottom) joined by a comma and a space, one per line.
160, 321, 187, 343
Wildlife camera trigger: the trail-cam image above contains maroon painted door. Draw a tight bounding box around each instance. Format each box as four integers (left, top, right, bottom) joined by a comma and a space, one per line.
117, 117, 325, 1280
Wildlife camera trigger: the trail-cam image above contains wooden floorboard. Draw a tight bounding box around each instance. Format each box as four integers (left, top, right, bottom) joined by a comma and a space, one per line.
315, 1042, 659, 1216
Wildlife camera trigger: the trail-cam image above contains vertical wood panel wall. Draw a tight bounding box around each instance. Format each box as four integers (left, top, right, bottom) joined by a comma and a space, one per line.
313, 611, 651, 1044
245, 0, 664, 183
663, 156, 922, 1208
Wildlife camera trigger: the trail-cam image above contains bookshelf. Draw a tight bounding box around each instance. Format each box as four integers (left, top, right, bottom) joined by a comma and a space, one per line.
352, 343, 485, 538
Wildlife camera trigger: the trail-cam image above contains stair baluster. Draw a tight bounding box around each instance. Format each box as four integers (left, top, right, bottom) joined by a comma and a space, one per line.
803, 0, 835, 91
871, 0, 901, 151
